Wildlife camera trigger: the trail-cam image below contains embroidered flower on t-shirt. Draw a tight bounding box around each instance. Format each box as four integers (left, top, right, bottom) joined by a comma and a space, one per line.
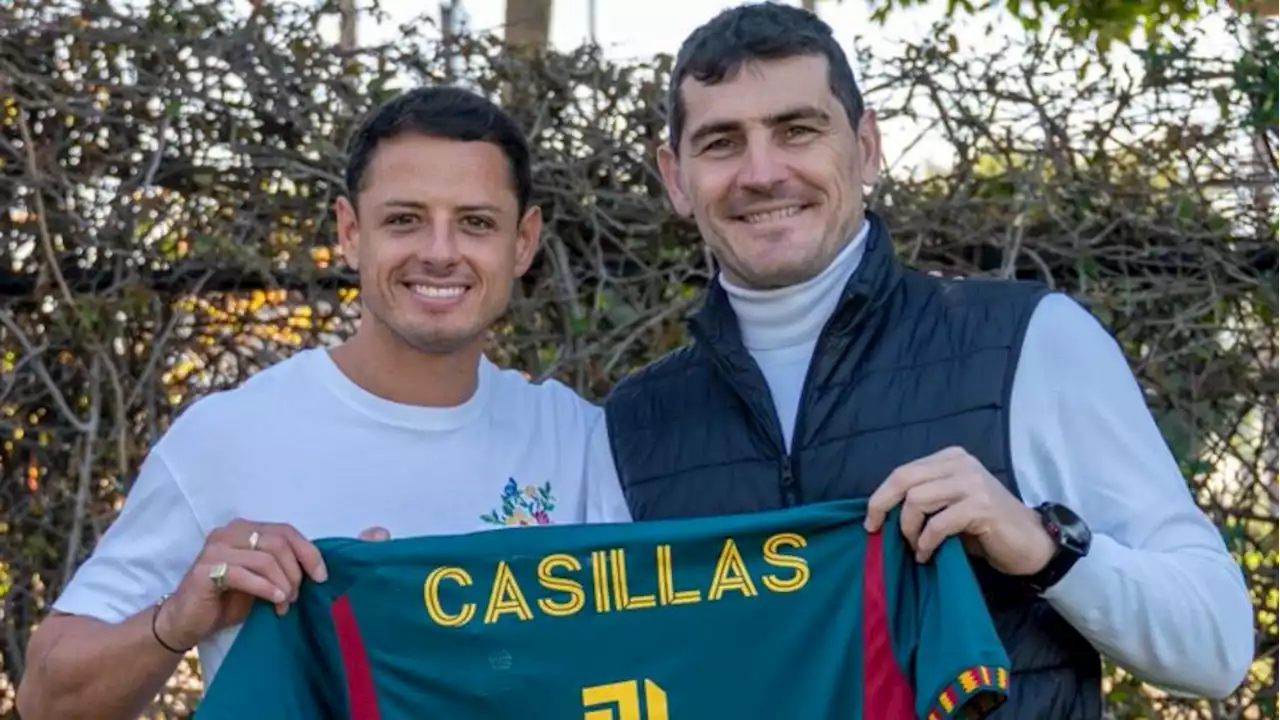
481, 478, 556, 526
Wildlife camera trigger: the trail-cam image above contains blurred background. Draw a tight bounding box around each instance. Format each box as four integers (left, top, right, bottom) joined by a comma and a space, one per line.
0, 0, 1276, 717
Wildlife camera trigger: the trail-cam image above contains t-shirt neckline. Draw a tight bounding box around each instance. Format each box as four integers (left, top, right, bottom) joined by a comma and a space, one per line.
307, 347, 494, 432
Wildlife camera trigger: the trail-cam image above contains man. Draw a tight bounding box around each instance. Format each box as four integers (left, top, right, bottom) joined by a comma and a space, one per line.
16, 86, 632, 720
594, 3, 1255, 717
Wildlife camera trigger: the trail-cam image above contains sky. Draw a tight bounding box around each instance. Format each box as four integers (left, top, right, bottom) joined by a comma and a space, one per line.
317, 0, 1022, 171
415, 0, 942, 62
298, 0, 1245, 174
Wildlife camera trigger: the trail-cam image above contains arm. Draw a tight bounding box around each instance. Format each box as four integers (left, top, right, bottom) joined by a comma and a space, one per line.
1009, 293, 1255, 698
584, 409, 634, 524
17, 451, 206, 720
20, 611, 187, 720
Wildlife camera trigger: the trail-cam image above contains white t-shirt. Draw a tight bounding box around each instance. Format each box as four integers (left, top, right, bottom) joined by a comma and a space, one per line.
52, 347, 633, 683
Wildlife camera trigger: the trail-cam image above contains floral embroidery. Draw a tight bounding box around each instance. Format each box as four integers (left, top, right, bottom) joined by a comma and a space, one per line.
481, 478, 556, 526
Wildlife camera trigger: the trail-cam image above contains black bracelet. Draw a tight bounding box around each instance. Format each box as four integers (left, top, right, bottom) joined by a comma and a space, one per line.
151, 594, 187, 655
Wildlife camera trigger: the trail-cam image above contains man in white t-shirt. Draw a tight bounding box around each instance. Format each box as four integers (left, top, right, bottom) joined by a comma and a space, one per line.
15, 86, 632, 720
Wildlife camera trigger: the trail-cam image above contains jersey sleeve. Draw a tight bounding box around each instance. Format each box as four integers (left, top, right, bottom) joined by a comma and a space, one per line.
911, 535, 1011, 719
875, 512, 1012, 720
195, 594, 345, 720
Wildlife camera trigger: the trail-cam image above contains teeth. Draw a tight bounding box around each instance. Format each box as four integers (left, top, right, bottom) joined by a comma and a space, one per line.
409, 285, 466, 299
743, 206, 803, 224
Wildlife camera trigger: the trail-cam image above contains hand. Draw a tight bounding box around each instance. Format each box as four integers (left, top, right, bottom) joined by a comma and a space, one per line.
864, 446, 1055, 576
156, 520, 390, 651
358, 526, 391, 541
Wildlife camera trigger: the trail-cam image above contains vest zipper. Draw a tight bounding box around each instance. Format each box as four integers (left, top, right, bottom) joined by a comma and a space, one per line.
689, 322, 815, 509
779, 455, 799, 507
786, 300, 854, 507
783, 344, 821, 508
693, 224, 881, 513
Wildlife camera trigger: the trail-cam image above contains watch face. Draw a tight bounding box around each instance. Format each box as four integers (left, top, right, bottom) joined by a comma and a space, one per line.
1045, 503, 1091, 555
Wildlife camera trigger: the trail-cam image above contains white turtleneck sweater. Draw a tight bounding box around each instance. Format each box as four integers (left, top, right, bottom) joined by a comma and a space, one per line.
719, 221, 869, 450
588, 218, 1254, 699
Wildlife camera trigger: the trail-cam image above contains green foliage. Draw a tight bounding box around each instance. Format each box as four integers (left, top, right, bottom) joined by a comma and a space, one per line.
869, 0, 1223, 50
1232, 21, 1280, 130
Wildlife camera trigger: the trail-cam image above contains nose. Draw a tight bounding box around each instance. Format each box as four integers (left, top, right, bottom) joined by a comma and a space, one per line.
737, 136, 789, 193
415, 217, 462, 268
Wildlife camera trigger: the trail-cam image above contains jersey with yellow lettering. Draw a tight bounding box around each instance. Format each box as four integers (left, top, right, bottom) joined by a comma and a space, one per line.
196, 500, 1010, 720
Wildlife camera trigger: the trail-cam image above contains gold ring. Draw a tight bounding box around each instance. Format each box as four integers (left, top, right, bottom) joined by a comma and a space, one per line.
209, 562, 229, 592
248, 531, 261, 551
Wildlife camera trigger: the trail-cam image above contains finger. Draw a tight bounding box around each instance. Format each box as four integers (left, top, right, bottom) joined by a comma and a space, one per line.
222, 549, 294, 603
249, 533, 305, 600
204, 525, 297, 604
216, 563, 288, 605
961, 535, 986, 559
915, 500, 976, 563
866, 453, 964, 532
358, 526, 391, 541
204, 521, 244, 553
268, 523, 328, 583
899, 477, 966, 549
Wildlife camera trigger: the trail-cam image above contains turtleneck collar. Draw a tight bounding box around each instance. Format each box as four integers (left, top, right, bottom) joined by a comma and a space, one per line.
719, 219, 870, 351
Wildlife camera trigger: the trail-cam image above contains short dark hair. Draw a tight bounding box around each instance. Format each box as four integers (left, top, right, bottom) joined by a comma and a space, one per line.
667, 2, 865, 153
343, 86, 533, 214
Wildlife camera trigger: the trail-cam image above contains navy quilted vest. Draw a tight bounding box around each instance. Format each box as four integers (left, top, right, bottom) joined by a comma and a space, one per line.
604, 211, 1102, 718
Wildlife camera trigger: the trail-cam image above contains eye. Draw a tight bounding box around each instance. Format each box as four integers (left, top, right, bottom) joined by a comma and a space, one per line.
385, 213, 416, 226
786, 125, 819, 139
698, 136, 736, 155
460, 215, 496, 231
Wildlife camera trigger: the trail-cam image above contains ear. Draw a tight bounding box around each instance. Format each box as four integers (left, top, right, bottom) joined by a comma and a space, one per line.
513, 204, 543, 277
656, 144, 693, 217
335, 195, 361, 271
854, 109, 883, 188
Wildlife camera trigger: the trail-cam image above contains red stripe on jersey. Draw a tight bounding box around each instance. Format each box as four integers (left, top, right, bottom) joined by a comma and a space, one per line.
862, 530, 915, 718
331, 593, 383, 720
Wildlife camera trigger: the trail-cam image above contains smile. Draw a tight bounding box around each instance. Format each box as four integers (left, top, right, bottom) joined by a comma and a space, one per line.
737, 205, 812, 224
409, 285, 467, 299
404, 283, 471, 307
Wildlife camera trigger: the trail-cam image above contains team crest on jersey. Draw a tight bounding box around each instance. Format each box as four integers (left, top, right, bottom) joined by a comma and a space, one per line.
481, 478, 556, 526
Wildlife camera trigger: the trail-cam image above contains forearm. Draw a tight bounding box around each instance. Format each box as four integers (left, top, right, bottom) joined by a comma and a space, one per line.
17, 611, 184, 720
1007, 296, 1258, 698
1042, 534, 1255, 698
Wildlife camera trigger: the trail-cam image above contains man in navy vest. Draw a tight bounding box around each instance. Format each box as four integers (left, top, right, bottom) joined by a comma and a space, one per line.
589, 3, 1254, 717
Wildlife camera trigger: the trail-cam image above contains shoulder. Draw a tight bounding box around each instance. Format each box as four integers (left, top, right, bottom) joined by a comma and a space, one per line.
903, 269, 1050, 310
887, 272, 1055, 363
605, 343, 706, 408
1018, 292, 1123, 367
157, 350, 320, 458
1008, 293, 1143, 438
1025, 291, 1113, 340
483, 359, 602, 430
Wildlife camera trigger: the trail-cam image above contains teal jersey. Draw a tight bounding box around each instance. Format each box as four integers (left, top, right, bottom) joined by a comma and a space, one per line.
197, 500, 1009, 720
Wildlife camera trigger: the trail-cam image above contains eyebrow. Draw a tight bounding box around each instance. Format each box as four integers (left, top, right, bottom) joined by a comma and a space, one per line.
687, 105, 832, 147
380, 199, 504, 214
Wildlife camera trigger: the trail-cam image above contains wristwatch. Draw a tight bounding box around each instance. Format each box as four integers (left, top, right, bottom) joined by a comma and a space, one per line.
1024, 502, 1092, 593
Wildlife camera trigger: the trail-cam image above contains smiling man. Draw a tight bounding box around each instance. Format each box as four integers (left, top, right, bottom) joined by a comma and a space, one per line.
16, 87, 632, 720
594, 3, 1255, 718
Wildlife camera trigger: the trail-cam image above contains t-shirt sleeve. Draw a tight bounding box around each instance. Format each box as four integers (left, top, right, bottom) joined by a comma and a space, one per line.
904, 531, 1011, 719
195, 596, 340, 719
52, 450, 204, 623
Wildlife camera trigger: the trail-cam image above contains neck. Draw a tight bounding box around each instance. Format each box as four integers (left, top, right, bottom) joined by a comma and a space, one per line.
330, 323, 483, 407
720, 219, 870, 351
